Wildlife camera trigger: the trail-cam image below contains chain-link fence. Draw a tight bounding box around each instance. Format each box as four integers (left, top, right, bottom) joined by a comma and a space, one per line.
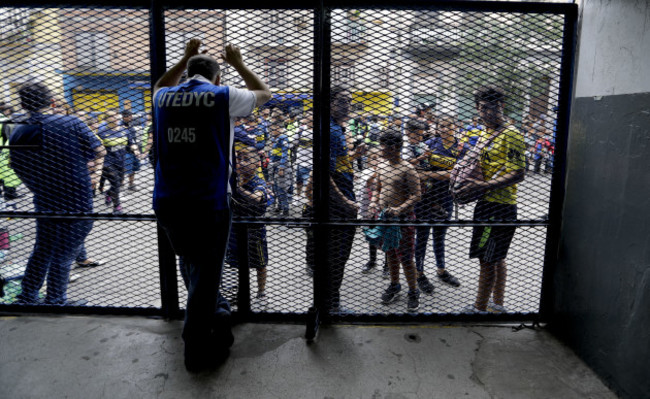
0, 2, 577, 323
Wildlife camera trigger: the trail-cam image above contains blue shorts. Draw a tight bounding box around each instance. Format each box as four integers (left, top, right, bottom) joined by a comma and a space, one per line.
124, 152, 141, 175
296, 165, 312, 185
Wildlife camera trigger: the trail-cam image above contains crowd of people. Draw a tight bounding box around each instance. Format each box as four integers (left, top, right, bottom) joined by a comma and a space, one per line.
229, 101, 554, 221
0, 86, 555, 313
223, 84, 555, 316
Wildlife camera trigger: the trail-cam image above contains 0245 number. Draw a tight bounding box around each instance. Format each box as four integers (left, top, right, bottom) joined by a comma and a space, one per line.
167, 127, 196, 143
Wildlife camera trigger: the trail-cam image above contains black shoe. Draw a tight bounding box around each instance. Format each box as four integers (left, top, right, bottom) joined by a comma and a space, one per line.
76, 259, 104, 268
361, 261, 376, 274
381, 282, 401, 304
4, 187, 21, 201
417, 275, 435, 295
407, 289, 420, 312
184, 344, 229, 373
213, 312, 234, 350
0, 276, 5, 297
437, 270, 460, 287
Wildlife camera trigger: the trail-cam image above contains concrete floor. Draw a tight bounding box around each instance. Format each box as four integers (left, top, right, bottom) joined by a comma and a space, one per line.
0, 315, 617, 399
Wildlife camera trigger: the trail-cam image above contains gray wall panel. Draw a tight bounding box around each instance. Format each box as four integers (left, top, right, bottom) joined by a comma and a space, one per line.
552, 93, 650, 399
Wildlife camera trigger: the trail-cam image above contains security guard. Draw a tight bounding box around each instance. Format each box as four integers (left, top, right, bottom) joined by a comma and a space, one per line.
152, 39, 270, 372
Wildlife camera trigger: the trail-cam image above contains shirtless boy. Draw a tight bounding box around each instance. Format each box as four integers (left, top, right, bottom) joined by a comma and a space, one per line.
370, 129, 422, 312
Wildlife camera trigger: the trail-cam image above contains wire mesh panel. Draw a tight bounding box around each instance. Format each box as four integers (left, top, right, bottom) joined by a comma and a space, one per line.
0, 7, 158, 309
0, 2, 574, 321
327, 8, 565, 317
162, 8, 316, 316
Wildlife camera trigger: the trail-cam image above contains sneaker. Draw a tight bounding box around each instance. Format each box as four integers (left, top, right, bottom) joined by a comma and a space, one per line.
105, 195, 112, 206
437, 270, 461, 287
459, 304, 488, 315
381, 282, 401, 304
45, 299, 88, 306
76, 259, 104, 268
417, 275, 434, 295
113, 206, 124, 215
256, 291, 266, 299
361, 260, 376, 274
382, 264, 390, 280
128, 184, 138, 191
331, 305, 353, 315
407, 289, 420, 312
487, 301, 508, 314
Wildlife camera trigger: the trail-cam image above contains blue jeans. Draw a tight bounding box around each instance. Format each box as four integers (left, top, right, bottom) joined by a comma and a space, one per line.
271, 164, 290, 212
18, 218, 93, 304
414, 199, 453, 274
156, 204, 232, 347
76, 244, 87, 263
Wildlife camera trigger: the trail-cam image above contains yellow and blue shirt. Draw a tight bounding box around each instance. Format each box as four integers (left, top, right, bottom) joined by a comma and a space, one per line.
478, 126, 525, 205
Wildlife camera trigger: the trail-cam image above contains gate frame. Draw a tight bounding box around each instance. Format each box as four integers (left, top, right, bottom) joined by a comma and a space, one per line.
0, 0, 578, 326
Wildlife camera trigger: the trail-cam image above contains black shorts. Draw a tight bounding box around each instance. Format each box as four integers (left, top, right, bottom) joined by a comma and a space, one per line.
469, 199, 517, 263
228, 227, 268, 270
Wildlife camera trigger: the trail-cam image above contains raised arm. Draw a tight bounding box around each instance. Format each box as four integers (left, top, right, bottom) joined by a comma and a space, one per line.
154, 38, 203, 94
220, 44, 272, 107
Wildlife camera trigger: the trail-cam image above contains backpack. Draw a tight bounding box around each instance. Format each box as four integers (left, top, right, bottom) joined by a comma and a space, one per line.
449, 125, 505, 205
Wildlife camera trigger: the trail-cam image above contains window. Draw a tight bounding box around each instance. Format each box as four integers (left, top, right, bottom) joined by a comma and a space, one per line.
75, 32, 111, 70
333, 64, 355, 86
266, 60, 287, 88
379, 66, 392, 89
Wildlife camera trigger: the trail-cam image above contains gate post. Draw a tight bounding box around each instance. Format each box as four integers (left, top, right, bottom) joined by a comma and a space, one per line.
307, 4, 332, 339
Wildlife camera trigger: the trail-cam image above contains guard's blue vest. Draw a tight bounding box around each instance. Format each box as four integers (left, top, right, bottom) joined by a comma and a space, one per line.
153, 80, 232, 211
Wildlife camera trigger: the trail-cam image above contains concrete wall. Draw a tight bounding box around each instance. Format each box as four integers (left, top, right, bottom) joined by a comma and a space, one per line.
550, 1, 650, 398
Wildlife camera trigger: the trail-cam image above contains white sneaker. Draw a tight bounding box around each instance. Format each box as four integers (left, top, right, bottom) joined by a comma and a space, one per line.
487, 301, 508, 314
459, 304, 488, 315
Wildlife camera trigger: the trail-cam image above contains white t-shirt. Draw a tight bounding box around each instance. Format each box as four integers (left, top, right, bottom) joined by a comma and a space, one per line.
295, 125, 313, 168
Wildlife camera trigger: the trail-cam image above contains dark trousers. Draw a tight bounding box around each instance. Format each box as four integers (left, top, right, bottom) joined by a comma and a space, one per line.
156, 205, 232, 348
18, 219, 93, 304
414, 198, 453, 274
327, 225, 355, 308
102, 160, 124, 208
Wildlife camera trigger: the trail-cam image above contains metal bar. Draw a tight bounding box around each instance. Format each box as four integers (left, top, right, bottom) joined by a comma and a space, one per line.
312, 2, 332, 326
148, 0, 181, 320
231, 220, 549, 228
0, 305, 163, 317
0, 0, 576, 14
0, 213, 158, 221
231, 219, 550, 227
321, 0, 575, 14
538, 4, 578, 323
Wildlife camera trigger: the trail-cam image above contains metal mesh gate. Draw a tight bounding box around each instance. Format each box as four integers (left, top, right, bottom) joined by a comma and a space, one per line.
0, 2, 576, 323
